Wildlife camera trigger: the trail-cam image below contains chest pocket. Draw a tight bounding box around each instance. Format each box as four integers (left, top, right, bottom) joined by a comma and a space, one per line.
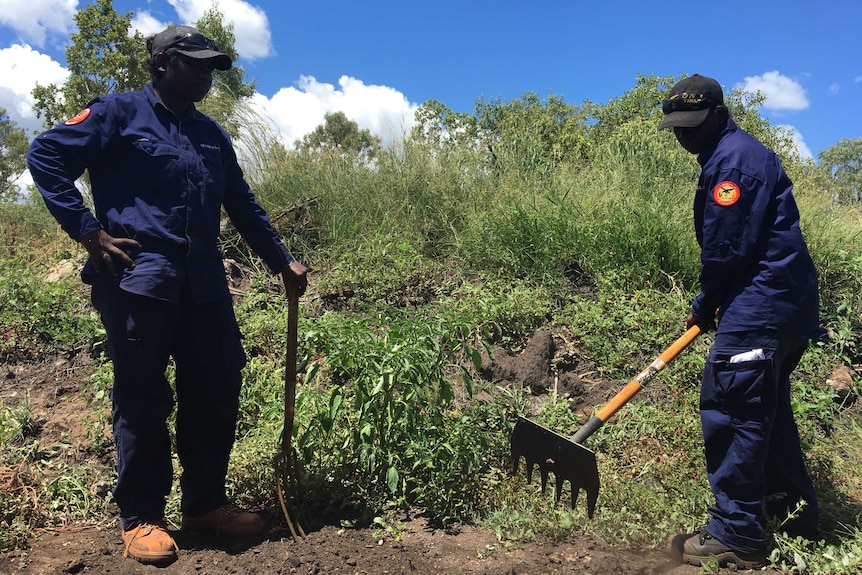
132, 139, 180, 159
129, 139, 182, 191
198, 146, 225, 173
196, 145, 226, 196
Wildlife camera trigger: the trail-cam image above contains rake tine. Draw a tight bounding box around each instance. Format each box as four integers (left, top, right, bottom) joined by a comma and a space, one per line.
275, 447, 308, 539
276, 467, 302, 540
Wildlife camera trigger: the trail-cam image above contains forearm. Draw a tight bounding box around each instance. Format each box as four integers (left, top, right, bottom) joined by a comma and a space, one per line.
28, 135, 99, 240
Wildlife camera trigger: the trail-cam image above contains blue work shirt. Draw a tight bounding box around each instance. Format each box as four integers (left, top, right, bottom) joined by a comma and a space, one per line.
27, 83, 294, 304
691, 119, 822, 338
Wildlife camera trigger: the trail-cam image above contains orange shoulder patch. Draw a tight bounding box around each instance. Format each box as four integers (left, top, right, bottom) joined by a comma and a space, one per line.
64, 108, 91, 125
712, 181, 741, 207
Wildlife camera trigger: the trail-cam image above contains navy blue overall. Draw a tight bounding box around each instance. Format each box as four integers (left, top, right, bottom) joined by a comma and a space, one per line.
28, 84, 294, 530
691, 119, 823, 553
91, 277, 246, 527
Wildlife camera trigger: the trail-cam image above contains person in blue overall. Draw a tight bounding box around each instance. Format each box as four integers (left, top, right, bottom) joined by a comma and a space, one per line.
659, 75, 823, 568
27, 26, 308, 565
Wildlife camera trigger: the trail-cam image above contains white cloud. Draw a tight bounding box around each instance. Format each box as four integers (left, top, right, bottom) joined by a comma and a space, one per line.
829, 83, 840, 94
167, 0, 273, 60
130, 11, 168, 38
0, 0, 77, 48
738, 71, 808, 112
779, 124, 813, 161
251, 75, 419, 148
0, 43, 68, 135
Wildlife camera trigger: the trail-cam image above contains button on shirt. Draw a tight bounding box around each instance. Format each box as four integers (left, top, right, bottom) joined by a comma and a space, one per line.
28, 83, 293, 304
691, 119, 822, 338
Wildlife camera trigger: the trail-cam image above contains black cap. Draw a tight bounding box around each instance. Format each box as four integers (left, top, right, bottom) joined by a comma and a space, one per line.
149, 25, 232, 71
659, 74, 724, 130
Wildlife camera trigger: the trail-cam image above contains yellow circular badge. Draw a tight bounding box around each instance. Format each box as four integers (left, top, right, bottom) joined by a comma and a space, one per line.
713, 181, 740, 207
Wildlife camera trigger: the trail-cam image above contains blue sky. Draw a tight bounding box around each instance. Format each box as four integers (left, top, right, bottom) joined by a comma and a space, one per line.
1, 0, 860, 161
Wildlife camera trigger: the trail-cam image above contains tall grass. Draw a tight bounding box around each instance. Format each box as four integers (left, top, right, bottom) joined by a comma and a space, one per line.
2, 78, 861, 572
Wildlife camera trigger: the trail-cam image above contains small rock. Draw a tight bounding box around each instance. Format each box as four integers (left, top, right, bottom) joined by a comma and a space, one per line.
826, 365, 857, 403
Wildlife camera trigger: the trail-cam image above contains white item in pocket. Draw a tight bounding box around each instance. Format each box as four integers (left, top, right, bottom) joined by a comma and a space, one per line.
729, 348, 765, 363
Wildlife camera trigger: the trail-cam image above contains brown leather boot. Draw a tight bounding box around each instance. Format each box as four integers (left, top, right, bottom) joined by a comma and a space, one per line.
681, 530, 766, 569
121, 521, 179, 564
182, 504, 264, 537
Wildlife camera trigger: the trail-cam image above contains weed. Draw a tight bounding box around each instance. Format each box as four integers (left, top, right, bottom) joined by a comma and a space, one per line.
698, 554, 720, 574
0, 392, 37, 444
0, 260, 100, 360
372, 514, 406, 542
2, 75, 862, 571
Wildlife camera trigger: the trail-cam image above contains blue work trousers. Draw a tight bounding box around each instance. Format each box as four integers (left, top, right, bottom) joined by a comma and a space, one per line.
701, 330, 819, 553
91, 278, 246, 530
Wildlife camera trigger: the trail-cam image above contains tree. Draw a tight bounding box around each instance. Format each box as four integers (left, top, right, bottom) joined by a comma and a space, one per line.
0, 109, 28, 202
818, 138, 862, 206
410, 99, 478, 149
31, 1, 252, 134
296, 112, 381, 162
31, 0, 149, 129
473, 92, 588, 176
191, 6, 256, 137
194, 6, 255, 100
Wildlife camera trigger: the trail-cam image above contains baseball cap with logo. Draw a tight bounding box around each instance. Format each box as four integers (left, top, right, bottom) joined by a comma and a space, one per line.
659, 74, 724, 130
149, 25, 232, 71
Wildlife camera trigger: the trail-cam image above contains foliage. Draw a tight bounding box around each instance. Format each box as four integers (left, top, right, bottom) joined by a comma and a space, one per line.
294, 308, 492, 521
818, 138, 862, 206
194, 6, 256, 100
0, 260, 100, 361
3, 68, 862, 575
410, 99, 479, 151
0, 110, 28, 202
296, 111, 382, 162
31, 0, 149, 129
474, 92, 589, 177
0, 200, 74, 264
582, 73, 677, 153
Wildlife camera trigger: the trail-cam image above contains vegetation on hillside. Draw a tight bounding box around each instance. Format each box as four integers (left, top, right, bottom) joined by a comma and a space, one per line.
2, 3, 861, 573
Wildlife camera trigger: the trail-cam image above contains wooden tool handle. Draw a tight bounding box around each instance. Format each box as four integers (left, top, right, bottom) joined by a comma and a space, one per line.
283, 282, 299, 451
570, 324, 701, 444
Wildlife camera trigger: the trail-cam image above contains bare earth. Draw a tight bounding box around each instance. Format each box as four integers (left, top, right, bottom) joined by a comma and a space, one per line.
0, 336, 762, 575
2, 516, 707, 575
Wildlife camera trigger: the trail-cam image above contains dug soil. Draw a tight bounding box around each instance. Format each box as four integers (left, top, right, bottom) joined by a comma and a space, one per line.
1, 336, 774, 575
3, 517, 707, 575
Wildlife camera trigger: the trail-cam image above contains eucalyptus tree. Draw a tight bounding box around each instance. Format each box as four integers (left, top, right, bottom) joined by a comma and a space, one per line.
296, 112, 382, 163
0, 110, 28, 202
818, 138, 862, 206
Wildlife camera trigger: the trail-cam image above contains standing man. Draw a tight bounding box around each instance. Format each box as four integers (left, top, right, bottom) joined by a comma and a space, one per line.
27, 26, 307, 565
659, 75, 823, 569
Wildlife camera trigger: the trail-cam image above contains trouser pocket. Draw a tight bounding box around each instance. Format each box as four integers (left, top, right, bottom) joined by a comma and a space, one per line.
702, 354, 774, 421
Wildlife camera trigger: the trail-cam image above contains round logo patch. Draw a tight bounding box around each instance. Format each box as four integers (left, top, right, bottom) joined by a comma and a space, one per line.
64, 108, 91, 125
713, 181, 741, 207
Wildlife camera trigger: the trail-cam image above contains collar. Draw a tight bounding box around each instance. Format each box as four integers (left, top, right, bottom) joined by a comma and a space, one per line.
697, 118, 737, 165
145, 82, 199, 120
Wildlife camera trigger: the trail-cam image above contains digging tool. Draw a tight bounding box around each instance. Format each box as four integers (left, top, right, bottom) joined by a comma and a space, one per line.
511, 324, 702, 518
273, 281, 306, 540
